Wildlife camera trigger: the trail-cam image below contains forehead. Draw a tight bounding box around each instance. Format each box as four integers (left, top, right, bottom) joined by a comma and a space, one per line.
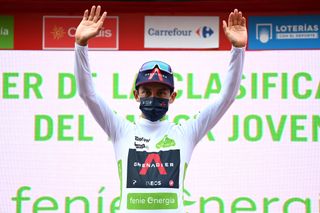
139, 82, 170, 90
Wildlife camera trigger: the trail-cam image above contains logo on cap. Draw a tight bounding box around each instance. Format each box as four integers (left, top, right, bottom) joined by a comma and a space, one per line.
135, 61, 174, 90
148, 67, 163, 81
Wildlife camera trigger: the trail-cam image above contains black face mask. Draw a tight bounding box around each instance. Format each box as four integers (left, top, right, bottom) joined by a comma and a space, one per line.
139, 97, 169, 122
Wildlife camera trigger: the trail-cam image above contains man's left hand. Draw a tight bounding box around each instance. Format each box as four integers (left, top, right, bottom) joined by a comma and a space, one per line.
223, 9, 247, 48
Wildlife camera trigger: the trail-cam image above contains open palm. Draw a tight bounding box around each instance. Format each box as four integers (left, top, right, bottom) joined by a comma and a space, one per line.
75, 5, 107, 46
223, 9, 247, 48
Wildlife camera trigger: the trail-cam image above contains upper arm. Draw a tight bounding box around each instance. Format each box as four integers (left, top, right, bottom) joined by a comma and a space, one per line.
80, 93, 129, 142
74, 43, 128, 142
184, 47, 245, 146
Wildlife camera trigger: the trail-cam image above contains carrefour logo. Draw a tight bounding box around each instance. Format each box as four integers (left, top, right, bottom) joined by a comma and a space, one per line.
145, 16, 219, 48
196, 26, 214, 38
148, 26, 214, 38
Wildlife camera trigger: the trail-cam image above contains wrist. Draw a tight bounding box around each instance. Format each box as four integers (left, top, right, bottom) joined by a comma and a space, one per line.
76, 37, 88, 46
231, 41, 246, 48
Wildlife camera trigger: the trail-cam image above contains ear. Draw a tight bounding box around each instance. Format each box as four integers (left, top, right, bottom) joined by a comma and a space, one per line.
133, 90, 140, 102
169, 91, 177, 104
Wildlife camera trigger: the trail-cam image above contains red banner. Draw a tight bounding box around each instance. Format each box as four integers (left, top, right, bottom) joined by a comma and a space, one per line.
43, 16, 118, 50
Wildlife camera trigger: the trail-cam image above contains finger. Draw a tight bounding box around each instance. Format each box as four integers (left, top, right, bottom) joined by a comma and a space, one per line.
93, 5, 101, 22
100, 11, 107, 23
98, 11, 107, 29
88, 5, 96, 21
241, 16, 246, 27
82, 9, 89, 21
228, 12, 234, 27
233, 9, 239, 25
237, 11, 243, 26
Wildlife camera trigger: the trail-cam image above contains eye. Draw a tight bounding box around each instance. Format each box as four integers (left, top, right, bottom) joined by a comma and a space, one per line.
140, 89, 151, 97
158, 90, 168, 97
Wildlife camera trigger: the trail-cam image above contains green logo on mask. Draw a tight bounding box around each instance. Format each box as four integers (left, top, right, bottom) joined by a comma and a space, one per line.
0, 16, 14, 49
156, 135, 176, 149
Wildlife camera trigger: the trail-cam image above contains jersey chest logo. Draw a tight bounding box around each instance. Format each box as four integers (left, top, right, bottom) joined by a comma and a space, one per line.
127, 149, 180, 188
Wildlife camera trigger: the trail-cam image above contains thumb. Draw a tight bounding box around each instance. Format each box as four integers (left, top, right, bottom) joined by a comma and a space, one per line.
222, 20, 228, 34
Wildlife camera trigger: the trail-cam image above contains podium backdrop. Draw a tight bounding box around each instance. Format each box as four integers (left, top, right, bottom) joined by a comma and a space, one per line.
0, 49, 319, 212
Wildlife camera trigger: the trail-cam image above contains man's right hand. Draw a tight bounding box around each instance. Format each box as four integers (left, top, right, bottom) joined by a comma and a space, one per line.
75, 5, 107, 46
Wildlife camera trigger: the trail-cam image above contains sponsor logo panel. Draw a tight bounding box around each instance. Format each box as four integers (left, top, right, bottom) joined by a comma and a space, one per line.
249, 15, 320, 49
127, 193, 178, 210
156, 134, 176, 149
0, 16, 14, 49
127, 149, 180, 188
43, 16, 118, 50
144, 16, 219, 48
134, 136, 150, 150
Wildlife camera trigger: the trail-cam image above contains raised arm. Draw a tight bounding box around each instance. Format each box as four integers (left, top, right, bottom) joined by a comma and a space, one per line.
74, 6, 128, 141
218, 9, 247, 102
184, 9, 247, 145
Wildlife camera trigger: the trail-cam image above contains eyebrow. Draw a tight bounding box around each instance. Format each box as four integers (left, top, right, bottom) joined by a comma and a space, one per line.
139, 86, 150, 91
158, 88, 170, 92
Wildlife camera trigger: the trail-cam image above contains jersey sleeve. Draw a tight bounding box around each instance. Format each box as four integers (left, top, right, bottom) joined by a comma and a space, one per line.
74, 43, 129, 142
183, 46, 245, 147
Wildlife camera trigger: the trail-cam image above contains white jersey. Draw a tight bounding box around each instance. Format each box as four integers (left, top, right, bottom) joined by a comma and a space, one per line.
74, 44, 245, 212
